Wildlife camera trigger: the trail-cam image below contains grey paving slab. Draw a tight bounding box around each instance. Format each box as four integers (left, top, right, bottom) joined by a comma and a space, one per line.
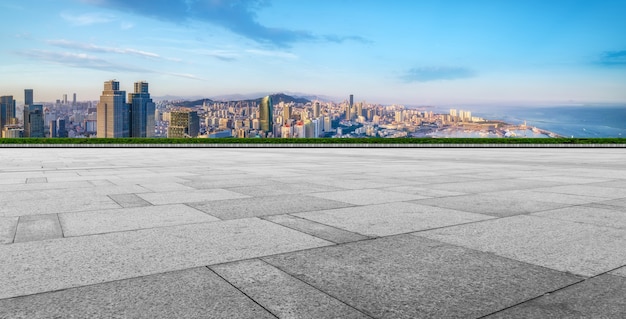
588, 179, 626, 189
476, 189, 608, 205
426, 179, 562, 193
305, 178, 395, 190
25, 177, 47, 184
294, 202, 493, 237
380, 185, 468, 198
0, 267, 274, 319
211, 259, 369, 319
87, 179, 116, 186
59, 204, 220, 237
0, 218, 331, 299
0, 178, 26, 185
182, 178, 269, 189
264, 235, 581, 319
107, 193, 153, 208
0, 180, 93, 192
308, 189, 428, 206
1, 193, 122, 217
485, 274, 626, 319
535, 185, 626, 199
138, 182, 196, 192
413, 194, 569, 217
262, 214, 370, 244
533, 205, 626, 229
190, 195, 353, 220
0, 217, 18, 244
416, 215, 626, 277
227, 182, 345, 197
586, 198, 626, 210
612, 266, 626, 278
13, 214, 63, 243
136, 189, 250, 205
520, 175, 613, 184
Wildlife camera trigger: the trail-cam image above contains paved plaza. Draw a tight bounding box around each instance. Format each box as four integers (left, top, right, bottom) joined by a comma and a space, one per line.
0, 147, 625, 318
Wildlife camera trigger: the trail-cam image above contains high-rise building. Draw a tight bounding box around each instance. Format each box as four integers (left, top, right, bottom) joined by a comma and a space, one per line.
63, 94, 68, 105
49, 120, 57, 138
128, 81, 155, 137
24, 89, 33, 106
283, 104, 291, 124
23, 105, 44, 137
1, 96, 16, 131
57, 118, 68, 137
97, 80, 128, 138
72, 93, 77, 106
168, 109, 199, 138
345, 103, 351, 121
313, 101, 321, 118
259, 96, 273, 133
349, 94, 354, 108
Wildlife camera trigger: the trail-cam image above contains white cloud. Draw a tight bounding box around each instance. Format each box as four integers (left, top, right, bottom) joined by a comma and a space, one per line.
60, 12, 115, 26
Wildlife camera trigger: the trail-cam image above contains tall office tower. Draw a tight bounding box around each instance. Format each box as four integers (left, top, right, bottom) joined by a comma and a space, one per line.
23, 105, 44, 137
259, 95, 273, 133
24, 89, 34, 106
63, 94, 68, 105
345, 103, 351, 121
72, 93, 77, 106
128, 81, 155, 137
49, 120, 57, 138
97, 80, 128, 138
283, 104, 291, 124
349, 94, 354, 108
57, 118, 68, 138
1, 96, 16, 130
168, 109, 199, 138
313, 101, 321, 118
356, 103, 362, 118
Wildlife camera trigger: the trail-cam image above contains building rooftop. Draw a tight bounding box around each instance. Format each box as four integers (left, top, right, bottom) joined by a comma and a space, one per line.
1, 147, 625, 318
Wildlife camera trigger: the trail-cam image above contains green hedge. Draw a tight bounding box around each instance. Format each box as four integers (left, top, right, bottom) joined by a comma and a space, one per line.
1, 138, 625, 144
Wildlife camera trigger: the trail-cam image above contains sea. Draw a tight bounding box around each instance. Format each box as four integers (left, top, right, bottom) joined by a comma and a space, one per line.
431, 105, 626, 138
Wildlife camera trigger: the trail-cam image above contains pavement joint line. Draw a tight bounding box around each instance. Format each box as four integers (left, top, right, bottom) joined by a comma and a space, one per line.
261, 214, 372, 244
475, 277, 587, 319
258, 258, 377, 319
56, 214, 65, 239
205, 265, 280, 319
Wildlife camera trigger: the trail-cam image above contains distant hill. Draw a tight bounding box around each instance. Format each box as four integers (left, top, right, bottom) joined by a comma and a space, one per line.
174, 93, 310, 108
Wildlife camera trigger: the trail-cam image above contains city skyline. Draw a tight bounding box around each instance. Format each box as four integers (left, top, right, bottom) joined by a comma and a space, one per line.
2, 0, 626, 105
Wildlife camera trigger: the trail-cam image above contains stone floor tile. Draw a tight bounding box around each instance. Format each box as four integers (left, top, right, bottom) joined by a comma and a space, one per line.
0, 267, 274, 319
264, 235, 581, 319
107, 193, 153, 208
25, 177, 47, 184
0, 217, 18, 244
611, 266, 626, 278
294, 202, 493, 237
137, 182, 196, 192
136, 189, 250, 205
182, 178, 269, 189
0, 218, 331, 299
1, 194, 121, 217
305, 178, 394, 190
413, 194, 569, 217
426, 179, 562, 193
484, 274, 626, 319
227, 182, 345, 197
308, 189, 428, 206
479, 189, 608, 205
262, 214, 370, 244
380, 185, 468, 198
211, 259, 369, 319
59, 204, 220, 237
535, 185, 626, 199
533, 205, 626, 229
189, 195, 353, 220
416, 215, 626, 277
13, 214, 63, 243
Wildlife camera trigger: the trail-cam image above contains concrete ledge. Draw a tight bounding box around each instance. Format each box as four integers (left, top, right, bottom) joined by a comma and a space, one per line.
0, 143, 624, 148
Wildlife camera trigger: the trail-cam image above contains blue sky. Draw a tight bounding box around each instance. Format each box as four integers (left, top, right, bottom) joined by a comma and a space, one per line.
1, 0, 625, 105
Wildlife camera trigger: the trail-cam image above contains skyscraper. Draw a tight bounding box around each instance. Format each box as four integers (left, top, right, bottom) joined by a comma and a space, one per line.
24, 89, 33, 106
168, 109, 199, 138
259, 96, 273, 133
128, 81, 155, 137
23, 104, 44, 137
0, 96, 16, 130
349, 95, 354, 108
97, 80, 128, 138
313, 101, 321, 118
283, 104, 291, 124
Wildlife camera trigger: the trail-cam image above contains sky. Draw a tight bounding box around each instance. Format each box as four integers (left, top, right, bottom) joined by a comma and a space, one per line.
1, 0, 625, 106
